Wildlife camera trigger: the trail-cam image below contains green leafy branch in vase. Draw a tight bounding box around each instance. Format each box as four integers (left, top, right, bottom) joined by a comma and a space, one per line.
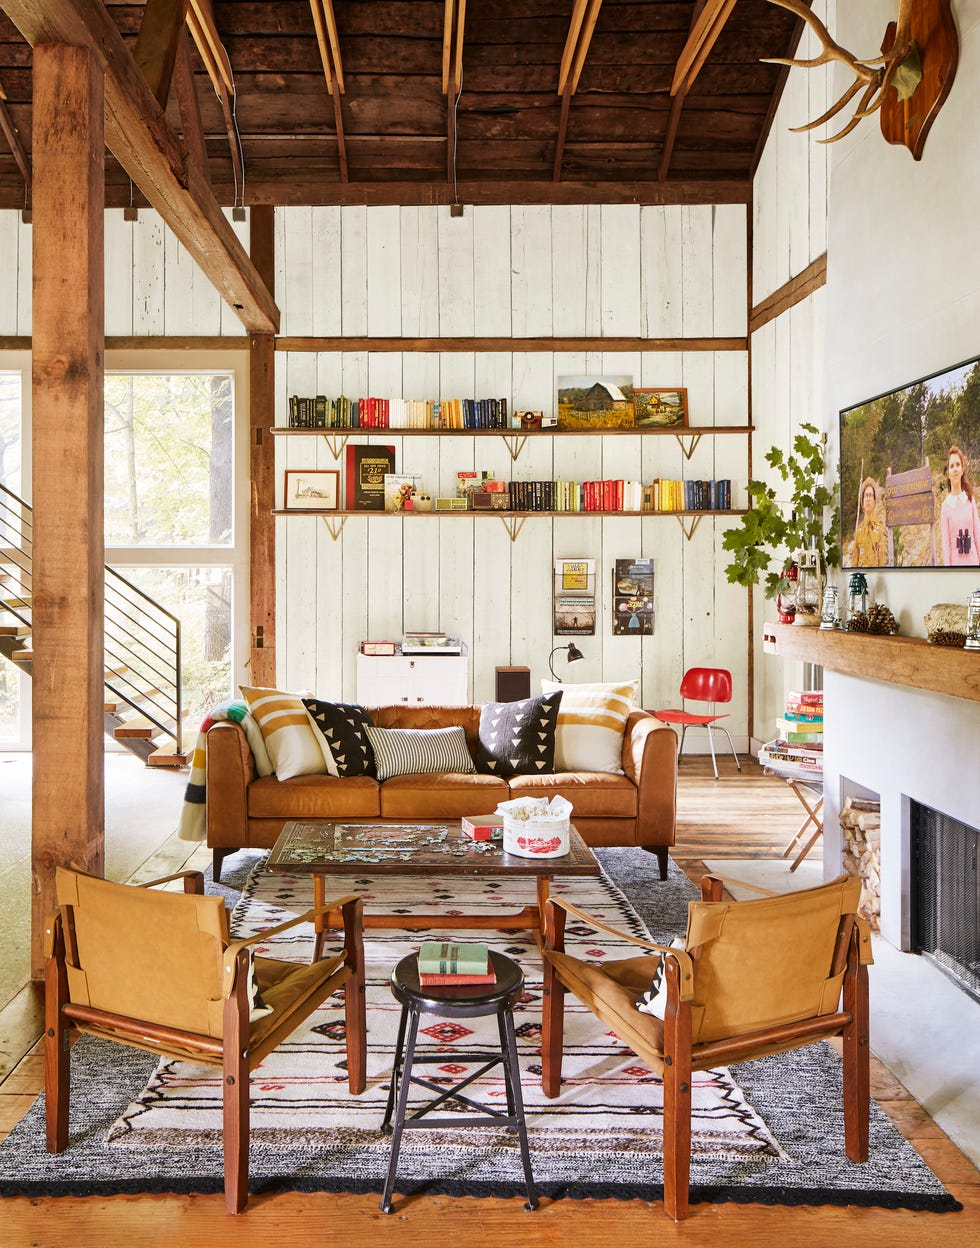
722, 422, 841, 599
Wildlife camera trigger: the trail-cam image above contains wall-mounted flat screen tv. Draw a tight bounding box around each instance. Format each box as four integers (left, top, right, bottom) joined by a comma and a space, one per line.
840, 354, 980, 568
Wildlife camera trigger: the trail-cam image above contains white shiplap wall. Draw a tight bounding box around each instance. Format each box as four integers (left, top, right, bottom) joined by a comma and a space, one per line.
750, 0, 835, 738
274, 204, 750, 718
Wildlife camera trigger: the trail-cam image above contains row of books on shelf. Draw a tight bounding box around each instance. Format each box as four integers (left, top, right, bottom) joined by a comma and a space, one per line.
417, 941, 495, 986
288, 394, 509, 430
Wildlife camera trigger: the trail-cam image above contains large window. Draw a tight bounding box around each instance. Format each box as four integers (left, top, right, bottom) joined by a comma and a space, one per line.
0, 368, 25, 746
105, 362, 247, 737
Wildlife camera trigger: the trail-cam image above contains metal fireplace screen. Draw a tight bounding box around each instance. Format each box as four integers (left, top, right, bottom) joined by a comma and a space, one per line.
911, 801, 980, 1004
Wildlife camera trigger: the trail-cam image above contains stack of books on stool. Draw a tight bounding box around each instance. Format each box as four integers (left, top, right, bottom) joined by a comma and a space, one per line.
759, 689, 824, 781
417, 941, 497, 987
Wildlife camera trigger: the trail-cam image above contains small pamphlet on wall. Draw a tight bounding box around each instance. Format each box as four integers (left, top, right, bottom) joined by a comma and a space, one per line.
384, 473, 423, 511
554, 558, 596, 635
612, 558, 655, 635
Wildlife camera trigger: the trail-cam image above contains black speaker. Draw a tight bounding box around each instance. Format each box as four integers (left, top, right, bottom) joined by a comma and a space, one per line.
495, 666, 531, 702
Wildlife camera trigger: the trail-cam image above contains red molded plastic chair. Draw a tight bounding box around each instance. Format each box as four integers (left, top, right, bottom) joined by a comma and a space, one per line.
653, 667, 741, 779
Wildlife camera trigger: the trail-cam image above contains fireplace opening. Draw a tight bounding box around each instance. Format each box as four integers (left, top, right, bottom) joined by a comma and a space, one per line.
910, 801, 980, 1004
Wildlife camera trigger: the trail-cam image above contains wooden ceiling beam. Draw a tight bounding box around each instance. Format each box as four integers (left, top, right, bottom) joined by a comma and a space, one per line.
443, 0, 466, 95
172, 28, 210, 184
133, 0, 188, 109
553, 0, 602, 182
309, 0, 348, 180
670, 0, 738, 96
659, 0, 708, 182
2, 0, 278, 333
0, 86, 31, 204
184, 0, 244, 202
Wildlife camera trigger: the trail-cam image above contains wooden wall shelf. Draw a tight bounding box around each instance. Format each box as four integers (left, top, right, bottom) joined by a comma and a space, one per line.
765, 622, 980, 704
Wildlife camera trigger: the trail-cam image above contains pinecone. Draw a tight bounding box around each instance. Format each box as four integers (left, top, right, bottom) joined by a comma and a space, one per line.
866, 603, 898, 635
928, 628, 967, 648
846, 612, 870, 633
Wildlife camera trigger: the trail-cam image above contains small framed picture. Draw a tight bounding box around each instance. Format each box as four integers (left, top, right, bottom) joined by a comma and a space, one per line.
633, 387, 688, 429
283, 469, 340, 510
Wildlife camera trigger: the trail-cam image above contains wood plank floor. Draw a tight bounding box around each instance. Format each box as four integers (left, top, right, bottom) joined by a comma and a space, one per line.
1, 756, 977, 1247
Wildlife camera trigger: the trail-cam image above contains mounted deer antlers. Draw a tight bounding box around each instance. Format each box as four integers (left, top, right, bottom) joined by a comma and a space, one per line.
764, 0, 958, 159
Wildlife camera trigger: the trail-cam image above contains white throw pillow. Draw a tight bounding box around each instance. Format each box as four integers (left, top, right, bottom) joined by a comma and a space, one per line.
239, 685, 338, 780
540, 678, 639, 774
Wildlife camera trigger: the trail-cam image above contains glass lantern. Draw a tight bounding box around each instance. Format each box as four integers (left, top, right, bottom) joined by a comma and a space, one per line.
796, 550, 822, 620
965, 589, 980, 650
777, 562, 798, 623
820, 585, 840, 630
846, 572, 869, 623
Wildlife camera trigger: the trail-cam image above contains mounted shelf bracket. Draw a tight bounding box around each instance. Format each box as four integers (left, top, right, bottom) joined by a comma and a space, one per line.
675, 514, 704, 541
500, 433, 529, 461
675, 431, 703, 460
499, 516, 527, 542
319, 515, 348, 541
320, 433, 350, 459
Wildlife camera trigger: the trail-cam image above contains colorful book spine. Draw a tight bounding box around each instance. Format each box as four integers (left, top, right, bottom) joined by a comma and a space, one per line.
418, 972, 497, 986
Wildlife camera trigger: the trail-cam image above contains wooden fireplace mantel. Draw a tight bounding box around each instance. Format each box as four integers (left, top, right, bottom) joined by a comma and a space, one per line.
764, 622, 980, 704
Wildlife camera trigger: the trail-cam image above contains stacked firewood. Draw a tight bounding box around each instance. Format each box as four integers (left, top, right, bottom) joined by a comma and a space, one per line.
840, 796, 881, 932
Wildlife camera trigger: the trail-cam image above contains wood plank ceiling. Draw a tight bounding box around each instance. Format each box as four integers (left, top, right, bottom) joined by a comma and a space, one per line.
0, 0, 805, 211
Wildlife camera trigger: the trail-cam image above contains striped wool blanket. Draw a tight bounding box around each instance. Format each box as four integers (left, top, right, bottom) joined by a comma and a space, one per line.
177, 700, 272, 842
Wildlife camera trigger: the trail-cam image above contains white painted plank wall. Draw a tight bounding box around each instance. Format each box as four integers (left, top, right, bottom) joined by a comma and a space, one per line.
275, 205, 751, 729
750, 0, 835, 738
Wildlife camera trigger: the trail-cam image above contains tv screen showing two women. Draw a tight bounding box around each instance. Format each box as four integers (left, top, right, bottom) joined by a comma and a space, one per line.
841, 355, 980, 569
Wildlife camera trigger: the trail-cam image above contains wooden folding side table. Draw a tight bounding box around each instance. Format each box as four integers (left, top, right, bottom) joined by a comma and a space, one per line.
779, 776, 824, 872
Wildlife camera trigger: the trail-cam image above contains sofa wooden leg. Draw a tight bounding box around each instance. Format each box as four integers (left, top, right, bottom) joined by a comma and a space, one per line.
213, 848, 234, 884
643, 845, 670, 880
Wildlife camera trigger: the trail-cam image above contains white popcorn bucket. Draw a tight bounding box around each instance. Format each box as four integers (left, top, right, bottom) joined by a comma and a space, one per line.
496, 796, 572, 859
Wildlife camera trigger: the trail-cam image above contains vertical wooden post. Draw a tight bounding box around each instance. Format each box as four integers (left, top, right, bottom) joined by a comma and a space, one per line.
248, 204, 276, 687
31, 44, 105, 977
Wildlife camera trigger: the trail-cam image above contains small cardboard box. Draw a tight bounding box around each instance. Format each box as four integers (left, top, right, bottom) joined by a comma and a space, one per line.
461, 814, 504, 841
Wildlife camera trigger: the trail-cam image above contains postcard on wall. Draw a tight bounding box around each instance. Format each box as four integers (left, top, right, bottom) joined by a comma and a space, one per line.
557, 375, 634, 431
612, 558, 655, 635
554, 558, 596, 635
633, 388, 688, 429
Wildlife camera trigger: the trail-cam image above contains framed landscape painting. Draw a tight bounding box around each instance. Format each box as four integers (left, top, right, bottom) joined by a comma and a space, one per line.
633, 387, 688, 429
557, 375, 634, 430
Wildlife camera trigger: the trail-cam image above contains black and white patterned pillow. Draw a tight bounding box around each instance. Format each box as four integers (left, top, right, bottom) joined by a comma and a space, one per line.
302, 699, 376, 777
362, 724, 476, 783
636, 938, 686, 1018
475, 690, 562, 778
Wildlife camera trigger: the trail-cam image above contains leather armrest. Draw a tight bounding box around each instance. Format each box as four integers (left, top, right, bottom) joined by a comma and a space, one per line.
623, 711, 678, 849
205, 721, 256, 849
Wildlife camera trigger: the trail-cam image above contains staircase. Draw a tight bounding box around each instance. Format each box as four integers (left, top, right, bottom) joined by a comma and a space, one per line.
0, 482, 186, 766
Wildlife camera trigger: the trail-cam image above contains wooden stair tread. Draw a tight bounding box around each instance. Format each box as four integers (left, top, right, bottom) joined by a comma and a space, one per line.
11, 649, 32, 661
0, 626, 31, 637
147, 749, 189, 767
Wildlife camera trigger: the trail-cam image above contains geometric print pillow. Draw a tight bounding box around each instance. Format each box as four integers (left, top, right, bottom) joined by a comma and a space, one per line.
474, 690, 562, 778
303, 699, 376, 777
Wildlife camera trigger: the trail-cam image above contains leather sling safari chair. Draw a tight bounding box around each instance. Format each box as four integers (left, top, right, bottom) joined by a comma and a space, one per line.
541, 872, 873, 1220
44, 867, 367, 1213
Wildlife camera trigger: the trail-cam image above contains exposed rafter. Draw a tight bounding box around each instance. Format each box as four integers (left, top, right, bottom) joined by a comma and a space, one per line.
308, 0, 348, 181
443, 0, 466, 192
0, 82, 31, 207
553, 0, 602, 182
133, 0, 188, 108
184, 0, 244, 204
173, 27, 211, 184
659, 0, 708, 182
670, 0, 738, 97
1, 0, 278, 333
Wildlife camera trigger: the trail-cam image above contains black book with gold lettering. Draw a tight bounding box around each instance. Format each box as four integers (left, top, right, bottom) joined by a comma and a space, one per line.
345, 444, 396, 510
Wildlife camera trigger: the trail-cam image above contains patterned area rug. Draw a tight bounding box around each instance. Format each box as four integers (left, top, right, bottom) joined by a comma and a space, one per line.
0, 849, 961, 1210
105, 861, 779, 1164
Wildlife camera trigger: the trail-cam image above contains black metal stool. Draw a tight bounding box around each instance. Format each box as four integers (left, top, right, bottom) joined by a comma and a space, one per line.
379, 949, 538, 1214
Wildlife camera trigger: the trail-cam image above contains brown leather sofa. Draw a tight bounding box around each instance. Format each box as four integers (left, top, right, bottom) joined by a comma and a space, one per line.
206, 704, 678, 882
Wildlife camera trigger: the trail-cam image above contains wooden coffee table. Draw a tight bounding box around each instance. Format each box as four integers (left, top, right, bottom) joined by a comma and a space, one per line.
266, 820, 600, 957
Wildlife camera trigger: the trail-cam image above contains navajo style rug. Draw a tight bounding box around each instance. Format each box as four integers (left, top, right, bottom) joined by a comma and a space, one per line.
0, 849, 961, 1211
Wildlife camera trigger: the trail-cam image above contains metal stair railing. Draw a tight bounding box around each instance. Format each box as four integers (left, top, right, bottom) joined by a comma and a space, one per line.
0, 481, 182, 755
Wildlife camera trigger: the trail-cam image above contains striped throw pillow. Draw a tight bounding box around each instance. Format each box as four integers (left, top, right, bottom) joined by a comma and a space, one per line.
540, 679, 639, 774
239, 685, 337, 781
363, 724, 476, 783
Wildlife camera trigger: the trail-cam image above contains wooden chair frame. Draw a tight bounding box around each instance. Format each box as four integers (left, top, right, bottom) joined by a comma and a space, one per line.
541, 874, 870, 1220
44, 869, 366, 1213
